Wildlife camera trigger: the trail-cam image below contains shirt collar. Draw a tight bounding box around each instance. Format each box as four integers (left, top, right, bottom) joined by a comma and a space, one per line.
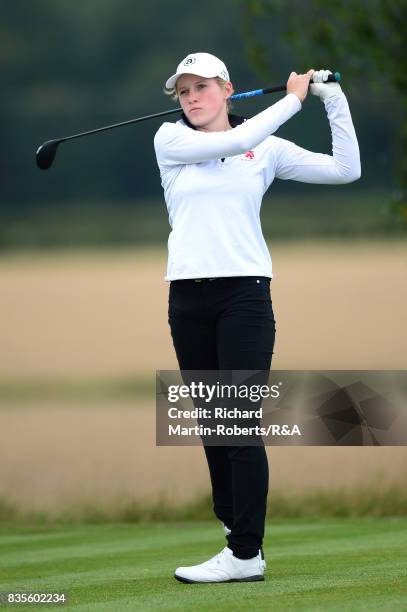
180, 112, 246, 130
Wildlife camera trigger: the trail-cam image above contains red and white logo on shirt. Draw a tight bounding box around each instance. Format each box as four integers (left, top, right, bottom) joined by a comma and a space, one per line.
242, 150, 255, 160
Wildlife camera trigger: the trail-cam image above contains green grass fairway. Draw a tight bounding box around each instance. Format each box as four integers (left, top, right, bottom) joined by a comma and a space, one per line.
1, 518, 406, 611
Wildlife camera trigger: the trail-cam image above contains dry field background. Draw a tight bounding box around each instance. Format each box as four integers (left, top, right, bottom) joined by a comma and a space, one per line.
0, 241, 406, 514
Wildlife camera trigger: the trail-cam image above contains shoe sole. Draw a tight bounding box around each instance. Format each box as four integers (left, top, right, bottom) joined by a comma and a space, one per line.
174, 574, 264, 584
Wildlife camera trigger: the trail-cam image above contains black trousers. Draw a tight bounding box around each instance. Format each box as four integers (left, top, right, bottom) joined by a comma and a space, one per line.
168, 276, 276, 559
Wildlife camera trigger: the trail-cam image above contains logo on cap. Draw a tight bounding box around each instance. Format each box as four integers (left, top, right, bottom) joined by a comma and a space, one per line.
184, 57, 196, 66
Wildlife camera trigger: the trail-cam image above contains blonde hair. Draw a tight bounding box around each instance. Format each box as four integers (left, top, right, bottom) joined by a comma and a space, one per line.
164, 77, 234, 112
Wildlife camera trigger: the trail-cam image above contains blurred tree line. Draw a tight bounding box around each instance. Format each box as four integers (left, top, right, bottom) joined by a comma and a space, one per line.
0, 0, 404, 244
243, 0, 406, 223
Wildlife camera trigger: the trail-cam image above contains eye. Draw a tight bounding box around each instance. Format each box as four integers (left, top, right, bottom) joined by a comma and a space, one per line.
197, 83, 206, 89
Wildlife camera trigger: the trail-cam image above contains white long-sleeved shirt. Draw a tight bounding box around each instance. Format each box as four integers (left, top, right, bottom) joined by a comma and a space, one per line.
154, 92, 361, 281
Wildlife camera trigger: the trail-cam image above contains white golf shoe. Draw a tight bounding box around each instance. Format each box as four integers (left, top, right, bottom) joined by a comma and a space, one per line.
174, 546, 264, 583
223, 523, 267, 571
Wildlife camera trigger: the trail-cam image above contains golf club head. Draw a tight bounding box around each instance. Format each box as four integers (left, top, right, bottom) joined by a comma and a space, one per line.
36, 139, 61, 170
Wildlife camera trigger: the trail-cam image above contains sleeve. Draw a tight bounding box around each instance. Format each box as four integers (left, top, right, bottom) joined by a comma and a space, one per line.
272, 92, 361, 184
154, 93, 302, 166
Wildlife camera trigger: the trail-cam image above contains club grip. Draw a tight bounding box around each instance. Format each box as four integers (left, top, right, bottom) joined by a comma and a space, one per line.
310, 71, 341, 83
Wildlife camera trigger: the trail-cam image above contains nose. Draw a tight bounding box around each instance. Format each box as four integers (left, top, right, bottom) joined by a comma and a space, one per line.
187, 89, 199, 105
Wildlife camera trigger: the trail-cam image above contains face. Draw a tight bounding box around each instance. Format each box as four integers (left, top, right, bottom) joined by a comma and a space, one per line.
176, 74, 233, 129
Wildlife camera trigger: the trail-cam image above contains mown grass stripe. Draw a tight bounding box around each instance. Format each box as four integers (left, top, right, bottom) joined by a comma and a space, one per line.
1, 521, 405, 612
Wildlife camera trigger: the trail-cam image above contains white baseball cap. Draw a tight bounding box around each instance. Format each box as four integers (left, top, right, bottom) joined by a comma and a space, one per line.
165, 52, 230, 90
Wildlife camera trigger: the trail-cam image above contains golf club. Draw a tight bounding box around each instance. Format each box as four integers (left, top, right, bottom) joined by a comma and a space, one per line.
35, 71, 341, 170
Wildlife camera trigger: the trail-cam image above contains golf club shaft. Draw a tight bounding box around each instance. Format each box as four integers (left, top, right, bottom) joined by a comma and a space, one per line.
36, 71, 341, 169
51, 72, 342, 145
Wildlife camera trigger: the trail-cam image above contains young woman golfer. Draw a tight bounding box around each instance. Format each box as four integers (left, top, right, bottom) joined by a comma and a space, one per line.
154, 52, 360, 583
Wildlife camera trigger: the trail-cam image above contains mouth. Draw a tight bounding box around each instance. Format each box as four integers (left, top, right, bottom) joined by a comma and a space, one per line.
189, 108, 202, 113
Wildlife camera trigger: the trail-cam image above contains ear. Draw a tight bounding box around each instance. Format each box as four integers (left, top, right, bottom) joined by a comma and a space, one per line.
224, 81, 234, 99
